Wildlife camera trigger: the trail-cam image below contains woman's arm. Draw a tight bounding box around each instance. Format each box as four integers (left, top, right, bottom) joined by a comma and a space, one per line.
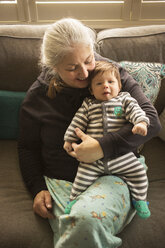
18, 89, 48, 198
18, 88, 55, 218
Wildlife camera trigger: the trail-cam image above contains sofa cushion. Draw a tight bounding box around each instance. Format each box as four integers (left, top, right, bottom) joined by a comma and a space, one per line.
97, 25, 165, 63
118, 180, 165, 248
154, 78, 165, 114
119, 61, 165, 104
0, 140, 53, 248
158, 107, 165, 141
141, 137, 165, 182
0, 25, 49, 92
0, 90, 26, 139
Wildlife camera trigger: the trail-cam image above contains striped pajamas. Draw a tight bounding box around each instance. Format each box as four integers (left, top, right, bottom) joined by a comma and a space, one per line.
64, 92, 150, 202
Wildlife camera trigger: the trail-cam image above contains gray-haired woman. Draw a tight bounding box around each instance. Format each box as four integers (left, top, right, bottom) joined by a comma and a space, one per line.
18, 18, 160, 248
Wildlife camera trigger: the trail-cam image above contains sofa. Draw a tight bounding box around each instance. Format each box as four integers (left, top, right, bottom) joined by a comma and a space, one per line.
0, 23, 165, 248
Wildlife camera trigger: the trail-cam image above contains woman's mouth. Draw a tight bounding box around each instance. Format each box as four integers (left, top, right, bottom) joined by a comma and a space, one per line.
78, 77, 87, 81
77, 77, 88, 84
76, 77, 88, 88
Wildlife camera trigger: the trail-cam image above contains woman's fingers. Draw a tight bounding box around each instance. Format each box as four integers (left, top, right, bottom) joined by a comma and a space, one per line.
33, 190, 55, 219
68, 128, 104, 163
74, 127, 88, 141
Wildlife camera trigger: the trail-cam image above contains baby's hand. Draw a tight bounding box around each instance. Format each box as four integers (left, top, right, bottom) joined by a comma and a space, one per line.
132, 122, 148, 136
63, 141, 72, 153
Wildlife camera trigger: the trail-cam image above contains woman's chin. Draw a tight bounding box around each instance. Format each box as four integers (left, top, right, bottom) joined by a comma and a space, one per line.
76, 79, 88, 88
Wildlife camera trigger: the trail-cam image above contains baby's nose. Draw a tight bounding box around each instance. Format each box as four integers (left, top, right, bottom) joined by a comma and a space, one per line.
104, 82, 109, 88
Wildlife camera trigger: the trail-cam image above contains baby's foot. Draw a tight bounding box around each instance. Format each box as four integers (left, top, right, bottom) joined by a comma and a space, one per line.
64, 200, 77, 214
132, 200, 151, 219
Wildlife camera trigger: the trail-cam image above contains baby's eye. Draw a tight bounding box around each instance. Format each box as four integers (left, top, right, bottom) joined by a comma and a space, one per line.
108, 81, 113, 84
96, 82, 102, 86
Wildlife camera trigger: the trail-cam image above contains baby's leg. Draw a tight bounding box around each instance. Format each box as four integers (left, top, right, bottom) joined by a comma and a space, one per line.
107, 152, 150, 219
65, 162, 103, 214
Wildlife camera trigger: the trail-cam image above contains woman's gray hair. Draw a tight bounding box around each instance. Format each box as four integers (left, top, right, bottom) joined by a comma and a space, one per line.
41, 18, 96, 69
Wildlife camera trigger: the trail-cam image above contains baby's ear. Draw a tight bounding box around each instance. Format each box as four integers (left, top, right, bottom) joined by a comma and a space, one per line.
89, 87, 93, 95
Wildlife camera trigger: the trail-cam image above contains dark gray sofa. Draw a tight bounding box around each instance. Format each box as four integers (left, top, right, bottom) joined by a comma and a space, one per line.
0, 24, 165, 248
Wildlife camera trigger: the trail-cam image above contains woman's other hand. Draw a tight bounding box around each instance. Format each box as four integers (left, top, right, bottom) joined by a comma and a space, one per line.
68, 128, 104, 163
33, 190, 55, 219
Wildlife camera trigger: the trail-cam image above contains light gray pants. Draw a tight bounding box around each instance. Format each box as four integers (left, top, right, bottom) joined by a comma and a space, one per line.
70, 152, 148, 202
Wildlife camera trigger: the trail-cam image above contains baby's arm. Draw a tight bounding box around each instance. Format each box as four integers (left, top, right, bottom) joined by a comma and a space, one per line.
132, 122, 148, 136
123, 92, 149, 137
64, 98, 89, 154
63, 141, 73, 152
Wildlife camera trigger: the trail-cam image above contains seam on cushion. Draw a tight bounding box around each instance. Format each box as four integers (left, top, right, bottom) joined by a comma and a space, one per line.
0, 35, 43, 39
97, 31, 165, 42
149, 179, 165, 183
0, 25, 49, 39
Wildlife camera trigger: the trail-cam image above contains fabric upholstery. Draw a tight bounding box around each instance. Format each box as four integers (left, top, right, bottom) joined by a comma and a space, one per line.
158, 107, 165, 141
0, 140, 53, 248
0, 25, 49, 92
154, 78, 165, 114
0, 90, 26, 139
119, 61, 165, 104
97, 25, 165, 63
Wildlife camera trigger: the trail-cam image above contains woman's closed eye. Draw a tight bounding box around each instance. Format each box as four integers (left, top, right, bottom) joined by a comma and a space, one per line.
66, 66, 77, 72
85, 54, 94, 65
85, 60, 92, 65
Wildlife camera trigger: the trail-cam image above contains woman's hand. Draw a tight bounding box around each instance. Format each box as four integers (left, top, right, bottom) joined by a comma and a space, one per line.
68, 128, 104, 163
63, 141, 72, 152
33, 190, 55, 219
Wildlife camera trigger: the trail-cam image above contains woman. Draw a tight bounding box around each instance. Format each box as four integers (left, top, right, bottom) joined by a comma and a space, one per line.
18, 18, 160, 248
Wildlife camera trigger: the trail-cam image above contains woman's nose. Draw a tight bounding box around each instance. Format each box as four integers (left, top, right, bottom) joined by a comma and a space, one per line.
79, 65, 88, 78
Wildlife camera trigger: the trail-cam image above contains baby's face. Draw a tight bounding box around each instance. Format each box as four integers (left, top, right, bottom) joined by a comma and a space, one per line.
90, 71, 120, 101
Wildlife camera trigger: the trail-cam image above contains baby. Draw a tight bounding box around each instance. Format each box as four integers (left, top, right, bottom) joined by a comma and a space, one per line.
64, 61, 150, 219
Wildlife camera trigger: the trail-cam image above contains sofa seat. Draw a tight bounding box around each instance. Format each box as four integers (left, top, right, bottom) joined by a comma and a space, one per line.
0, 140, 53, 248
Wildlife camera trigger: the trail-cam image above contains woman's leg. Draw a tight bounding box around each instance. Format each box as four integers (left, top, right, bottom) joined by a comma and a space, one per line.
45, 175, 136, 248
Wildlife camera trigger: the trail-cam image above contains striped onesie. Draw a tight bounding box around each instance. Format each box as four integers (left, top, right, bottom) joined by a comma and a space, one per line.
64, 92, 150, 202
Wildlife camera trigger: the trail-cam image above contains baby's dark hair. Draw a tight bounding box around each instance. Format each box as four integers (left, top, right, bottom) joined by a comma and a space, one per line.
88, 61, 121, 90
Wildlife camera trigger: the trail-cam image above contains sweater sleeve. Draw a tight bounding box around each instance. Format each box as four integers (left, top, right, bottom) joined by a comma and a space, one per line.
64, 98, 89, 142
122, 92, 150, 126
97, 65, 161, 159
18, 87, 48, 198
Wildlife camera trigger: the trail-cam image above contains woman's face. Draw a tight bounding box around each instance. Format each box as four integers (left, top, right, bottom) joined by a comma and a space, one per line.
55, 44, 95, 88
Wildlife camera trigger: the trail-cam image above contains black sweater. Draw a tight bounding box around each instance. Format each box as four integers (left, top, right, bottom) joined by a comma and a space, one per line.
18, 53, 161, 198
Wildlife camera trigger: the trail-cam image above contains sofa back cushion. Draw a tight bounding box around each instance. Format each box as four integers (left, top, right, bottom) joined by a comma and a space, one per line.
0, 25, 49, 92
97, 25, 165, 63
